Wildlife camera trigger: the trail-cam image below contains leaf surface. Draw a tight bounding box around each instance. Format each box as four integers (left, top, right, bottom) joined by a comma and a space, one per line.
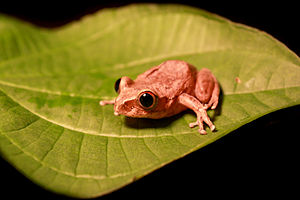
0, 4, 299, 198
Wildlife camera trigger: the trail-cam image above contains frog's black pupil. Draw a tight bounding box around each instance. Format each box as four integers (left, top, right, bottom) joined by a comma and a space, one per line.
114, 78, 121, 93
139, 93, 154, 108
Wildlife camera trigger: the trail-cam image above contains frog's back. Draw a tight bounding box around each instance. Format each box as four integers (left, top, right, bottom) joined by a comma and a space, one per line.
136, 60, 197, 97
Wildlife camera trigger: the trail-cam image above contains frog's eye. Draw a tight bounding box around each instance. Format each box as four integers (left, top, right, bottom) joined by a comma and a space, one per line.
114, 78, 121, 93
138, 91, 157, 110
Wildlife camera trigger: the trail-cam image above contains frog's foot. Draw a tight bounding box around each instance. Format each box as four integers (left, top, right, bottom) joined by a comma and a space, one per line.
189, 120, 215, 135
208, 99, 219, 110
207, 92, 219, 110
99, 100, 115, 106
189, 121, 206, 135
189, 122, 198, 128
190, 109, 216, 135
178, 93, 216, 135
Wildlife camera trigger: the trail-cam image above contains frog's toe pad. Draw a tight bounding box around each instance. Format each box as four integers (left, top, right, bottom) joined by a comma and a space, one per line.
198, 129, 207, 135
210, 125, 216, 131
189, 122, 198, 128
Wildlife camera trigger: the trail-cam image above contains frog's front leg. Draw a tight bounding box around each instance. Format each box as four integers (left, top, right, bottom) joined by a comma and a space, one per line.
178, 93, 215, 135
99, 99, 120, 116
99, 99, 115, 106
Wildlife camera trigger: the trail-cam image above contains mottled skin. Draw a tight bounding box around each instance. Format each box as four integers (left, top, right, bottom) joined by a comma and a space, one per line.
100, 60, 220, 134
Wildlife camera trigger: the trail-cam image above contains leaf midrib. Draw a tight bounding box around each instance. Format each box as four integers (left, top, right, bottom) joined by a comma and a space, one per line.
1, 82, 299, 139
0, 47, 299, 101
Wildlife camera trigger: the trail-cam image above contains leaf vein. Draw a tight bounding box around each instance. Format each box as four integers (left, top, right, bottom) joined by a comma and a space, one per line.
74, 133, 85, 176
2, 117, 39, 134
142, 138, 161, 161
118, 138, 132, 171
40, 127, 64, 161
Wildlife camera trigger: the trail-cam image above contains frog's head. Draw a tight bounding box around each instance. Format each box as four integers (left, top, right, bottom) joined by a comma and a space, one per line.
113, 76, 159, 118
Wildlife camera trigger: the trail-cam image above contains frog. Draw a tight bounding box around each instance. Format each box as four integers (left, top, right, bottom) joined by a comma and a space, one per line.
100, 60, 220, 135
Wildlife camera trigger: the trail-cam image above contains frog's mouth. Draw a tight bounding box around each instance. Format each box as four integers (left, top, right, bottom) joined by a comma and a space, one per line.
114, 103, 149, 118
114, 102, 133, 115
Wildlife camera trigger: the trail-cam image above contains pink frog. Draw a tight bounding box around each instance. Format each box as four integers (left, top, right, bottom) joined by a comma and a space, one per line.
100, 60, 220, 134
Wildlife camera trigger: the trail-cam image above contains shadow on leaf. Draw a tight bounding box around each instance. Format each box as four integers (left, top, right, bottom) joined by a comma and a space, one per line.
124, 112, 185, 129
125, 87, 224, 130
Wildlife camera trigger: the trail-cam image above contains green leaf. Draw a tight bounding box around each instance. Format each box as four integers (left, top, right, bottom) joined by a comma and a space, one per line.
0, 4, 299, 198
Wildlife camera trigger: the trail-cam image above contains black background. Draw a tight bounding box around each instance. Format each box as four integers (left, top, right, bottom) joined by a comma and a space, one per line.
0, 1, 299, 199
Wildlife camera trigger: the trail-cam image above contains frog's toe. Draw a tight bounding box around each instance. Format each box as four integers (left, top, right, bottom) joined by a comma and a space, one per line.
211, 101, 218, 110
188, 116, 211, 135
197, 121, 206, 134
198, 129, 207, 135
210, 124, 216, 131
189, 120, 207, 134
189, 122, 198, 128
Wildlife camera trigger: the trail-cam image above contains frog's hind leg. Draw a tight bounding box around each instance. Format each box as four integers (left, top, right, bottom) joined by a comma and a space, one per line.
195, 68, 220, 110
178, 93, 215, 135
